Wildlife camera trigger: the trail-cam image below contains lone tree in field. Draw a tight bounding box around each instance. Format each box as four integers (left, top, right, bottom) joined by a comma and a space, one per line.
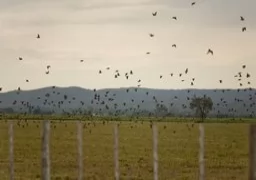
190, 95, 213, 122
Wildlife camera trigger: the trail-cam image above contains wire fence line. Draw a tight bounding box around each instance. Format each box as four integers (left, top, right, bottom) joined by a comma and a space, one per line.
5, 120, 256, 179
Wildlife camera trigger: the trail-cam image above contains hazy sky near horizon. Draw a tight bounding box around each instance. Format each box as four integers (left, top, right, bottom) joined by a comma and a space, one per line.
0, 0, 256, 92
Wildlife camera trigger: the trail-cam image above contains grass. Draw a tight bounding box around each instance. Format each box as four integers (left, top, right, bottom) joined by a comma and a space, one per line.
0, 119, 250, 180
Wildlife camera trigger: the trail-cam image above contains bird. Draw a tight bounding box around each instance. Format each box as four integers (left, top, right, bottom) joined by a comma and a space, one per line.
106, 67, 110, 70
149, 33, 154, 37
242, 65, 246, 69
99, 70, 102, 74
172, 44, 177, 48
146, 52, 150, 55
47, 65, 51, 69
26, 79, 29, 82
45, 71, 49, 75
242, 27, 246, 32
240, 16, 245, 21
219, 80, 223, 83
37, 34, 40, 38
172, 16, 177, 20
185, 68, 188, 74
19, 57, 23, 61
152, 12, 157, 16
207, 49, 213, 55
80, 60, 84, 62
160, 75, 163, 79
191, 2, 196, 6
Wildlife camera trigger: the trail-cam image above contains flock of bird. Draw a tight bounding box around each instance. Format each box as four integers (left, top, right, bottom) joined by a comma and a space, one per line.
0, 1, 255, 127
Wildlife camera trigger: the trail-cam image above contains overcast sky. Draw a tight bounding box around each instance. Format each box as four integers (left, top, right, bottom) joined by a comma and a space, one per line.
0, 0, 256, 92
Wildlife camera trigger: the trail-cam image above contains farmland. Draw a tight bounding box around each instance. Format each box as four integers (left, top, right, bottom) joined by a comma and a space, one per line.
0, 119, 250, 180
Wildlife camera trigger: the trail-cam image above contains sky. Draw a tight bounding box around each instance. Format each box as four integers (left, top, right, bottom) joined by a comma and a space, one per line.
0, 0, 256, 92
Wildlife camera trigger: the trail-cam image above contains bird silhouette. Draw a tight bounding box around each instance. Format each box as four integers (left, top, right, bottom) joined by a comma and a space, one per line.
191, 2, 196, 6
172, 44, 177, 48
152, 12, 157, 16
242, 27, 246, 32
19, 57, 23, 61
240, 16, 245, 21
37, 34, 40, 38
172, 16, 177, 20
207, 49, 214, 55
149, 33, 154, 37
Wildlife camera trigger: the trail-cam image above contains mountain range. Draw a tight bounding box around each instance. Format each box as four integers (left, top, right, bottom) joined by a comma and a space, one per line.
0, 86, 255, 117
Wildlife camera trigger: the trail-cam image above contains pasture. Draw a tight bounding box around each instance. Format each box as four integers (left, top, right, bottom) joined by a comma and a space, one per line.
0, 119, 250, 180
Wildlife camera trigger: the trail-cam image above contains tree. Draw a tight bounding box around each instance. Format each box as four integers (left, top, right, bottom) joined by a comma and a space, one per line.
155, 103, 168, 117
190, 95, 213, 122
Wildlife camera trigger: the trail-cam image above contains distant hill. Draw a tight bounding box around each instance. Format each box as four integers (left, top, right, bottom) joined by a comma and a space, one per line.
0, 86, 255, 117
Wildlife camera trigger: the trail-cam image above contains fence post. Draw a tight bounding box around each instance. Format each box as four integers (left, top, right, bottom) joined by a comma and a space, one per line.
199, 123, 205, 180
41, 120, 50, 180
114, 123, 119, 180
249, 124, 256, 180
8, 120, 14, 180
77, 120, 83, 180
152, 123, 158, 180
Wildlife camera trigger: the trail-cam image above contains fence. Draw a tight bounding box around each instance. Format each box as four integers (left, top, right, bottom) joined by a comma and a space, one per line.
5, 120, 256, 180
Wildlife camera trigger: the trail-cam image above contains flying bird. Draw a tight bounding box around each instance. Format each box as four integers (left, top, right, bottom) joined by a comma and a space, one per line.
37, 34, 40, 38
207, 49, 213, 55
149, 33, 154, 37
240, 16, 245, 21
19, 57, 23, 61
172, 44, 177, 48
191, 2, 196, 6
152, 12, 157, 16
80, 60, 84, 62
242, 27, 246, 32
172, 16, 177, 20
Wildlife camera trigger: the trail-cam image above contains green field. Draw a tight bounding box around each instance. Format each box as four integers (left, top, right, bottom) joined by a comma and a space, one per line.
0, 119, 250, 180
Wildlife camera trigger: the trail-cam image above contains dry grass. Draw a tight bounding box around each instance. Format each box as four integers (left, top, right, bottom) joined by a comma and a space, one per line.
0, 120, 249, 180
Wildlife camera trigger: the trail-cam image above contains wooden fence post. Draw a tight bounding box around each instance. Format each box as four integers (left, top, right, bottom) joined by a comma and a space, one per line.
199, 123, 205, 180
152, 123, 158, 180
77, 120, 83, 180
8, 120, 14, 180
249, 124, 256, 180
114, 124, 119, 180
41, 120, 50, 180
